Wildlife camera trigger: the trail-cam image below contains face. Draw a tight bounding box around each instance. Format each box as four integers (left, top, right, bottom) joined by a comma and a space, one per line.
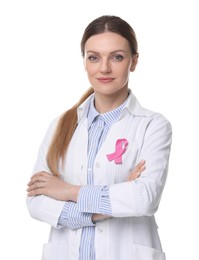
83, 32, 138, 97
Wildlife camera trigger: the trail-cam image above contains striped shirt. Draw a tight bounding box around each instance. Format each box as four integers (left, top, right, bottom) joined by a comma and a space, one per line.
59, 96, 127, 259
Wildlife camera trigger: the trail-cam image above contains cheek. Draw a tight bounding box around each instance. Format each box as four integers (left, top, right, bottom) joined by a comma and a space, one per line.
117, 66, 130, 79
85, 64, 98, 76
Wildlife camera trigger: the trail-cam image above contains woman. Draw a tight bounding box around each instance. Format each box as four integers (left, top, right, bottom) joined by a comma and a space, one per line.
27, 15, 172, 260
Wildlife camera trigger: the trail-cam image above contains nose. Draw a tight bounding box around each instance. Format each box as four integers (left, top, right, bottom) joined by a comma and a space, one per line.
100, 58, 111, 73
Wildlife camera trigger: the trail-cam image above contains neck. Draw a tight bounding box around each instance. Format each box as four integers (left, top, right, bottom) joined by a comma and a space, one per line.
94, 88, 129, 114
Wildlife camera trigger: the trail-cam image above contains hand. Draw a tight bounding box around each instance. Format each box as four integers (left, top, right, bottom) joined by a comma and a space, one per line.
127, 160, 145, 181
26, 171, 80, 201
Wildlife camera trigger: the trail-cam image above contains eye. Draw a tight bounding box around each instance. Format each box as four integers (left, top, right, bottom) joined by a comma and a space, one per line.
112, 54, 124, 61
87, 55, 99, 62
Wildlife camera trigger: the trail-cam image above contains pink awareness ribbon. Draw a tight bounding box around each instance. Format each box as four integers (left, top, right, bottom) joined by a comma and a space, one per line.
106, 139, 128, 164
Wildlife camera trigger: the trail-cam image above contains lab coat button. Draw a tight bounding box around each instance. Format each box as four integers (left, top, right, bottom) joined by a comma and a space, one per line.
97, 228, 103, 233
95, 162, 101, 168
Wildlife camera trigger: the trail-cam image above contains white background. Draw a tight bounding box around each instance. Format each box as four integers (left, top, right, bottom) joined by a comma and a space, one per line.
0, 0, 198, 259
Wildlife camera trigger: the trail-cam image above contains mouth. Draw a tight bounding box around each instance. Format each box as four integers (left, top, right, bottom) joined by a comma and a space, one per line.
97, 77, 115, 83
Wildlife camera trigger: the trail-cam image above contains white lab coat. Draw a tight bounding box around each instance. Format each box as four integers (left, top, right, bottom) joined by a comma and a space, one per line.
27, 92, 172, 260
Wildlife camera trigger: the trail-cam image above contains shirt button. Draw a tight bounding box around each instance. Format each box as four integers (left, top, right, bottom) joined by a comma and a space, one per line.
95, 162, 101, 168
87, 204, 92, 211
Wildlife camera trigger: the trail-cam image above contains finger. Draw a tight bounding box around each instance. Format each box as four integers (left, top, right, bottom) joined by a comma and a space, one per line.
30, 171, 51, 180
135, 160, 145, 170
28, 178, 44, 187
27, 180, 46, 192
133, 160, 145, 174
127, 162, 146, 181
128, 165, 146, 181
28, 174, 51, 186
27, 188, 46, 197
129, 161, 145, 177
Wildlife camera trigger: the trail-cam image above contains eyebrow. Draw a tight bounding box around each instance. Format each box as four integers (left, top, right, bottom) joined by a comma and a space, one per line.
86, 50, 127, 54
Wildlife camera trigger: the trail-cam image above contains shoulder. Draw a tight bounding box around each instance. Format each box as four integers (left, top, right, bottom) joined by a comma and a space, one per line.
43, 115, 62, 143
48, 115, 61, 131
125, 93, 172, 139
128, 92, 171, 124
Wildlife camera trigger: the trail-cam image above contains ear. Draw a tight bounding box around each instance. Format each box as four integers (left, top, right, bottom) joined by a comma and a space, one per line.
130, 54, 139, 72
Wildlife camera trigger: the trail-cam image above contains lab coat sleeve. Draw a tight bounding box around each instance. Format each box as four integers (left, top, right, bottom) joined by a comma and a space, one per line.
26, 118, 66, 228
109, 113, 172, 217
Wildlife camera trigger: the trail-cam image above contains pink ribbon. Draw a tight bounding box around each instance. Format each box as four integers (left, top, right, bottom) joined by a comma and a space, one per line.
106, 139, 128, 164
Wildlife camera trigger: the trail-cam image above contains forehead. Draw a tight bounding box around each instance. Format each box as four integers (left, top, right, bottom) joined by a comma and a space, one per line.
84, 32, 130, 53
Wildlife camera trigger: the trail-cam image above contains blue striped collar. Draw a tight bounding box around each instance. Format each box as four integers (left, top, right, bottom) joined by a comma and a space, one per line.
87, 96, 127, 129
77, 89, 149, 124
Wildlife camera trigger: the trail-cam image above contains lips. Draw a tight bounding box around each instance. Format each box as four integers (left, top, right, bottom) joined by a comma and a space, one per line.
97, 77, 115, 83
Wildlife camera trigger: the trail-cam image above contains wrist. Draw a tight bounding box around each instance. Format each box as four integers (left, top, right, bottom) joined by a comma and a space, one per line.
92, 214, 110, 222
69, 185, 81, 202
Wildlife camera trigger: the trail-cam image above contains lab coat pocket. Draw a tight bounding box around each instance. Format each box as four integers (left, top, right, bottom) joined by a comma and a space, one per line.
42, 242, 52, 260
133, 244, 166, 260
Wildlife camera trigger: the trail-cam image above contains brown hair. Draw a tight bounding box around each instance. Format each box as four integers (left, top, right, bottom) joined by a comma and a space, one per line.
47, 15, 138, 176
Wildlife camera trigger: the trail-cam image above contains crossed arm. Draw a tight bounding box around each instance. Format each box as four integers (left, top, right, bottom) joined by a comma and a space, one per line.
27, 160, 145, 201
27, 160, 145, 223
